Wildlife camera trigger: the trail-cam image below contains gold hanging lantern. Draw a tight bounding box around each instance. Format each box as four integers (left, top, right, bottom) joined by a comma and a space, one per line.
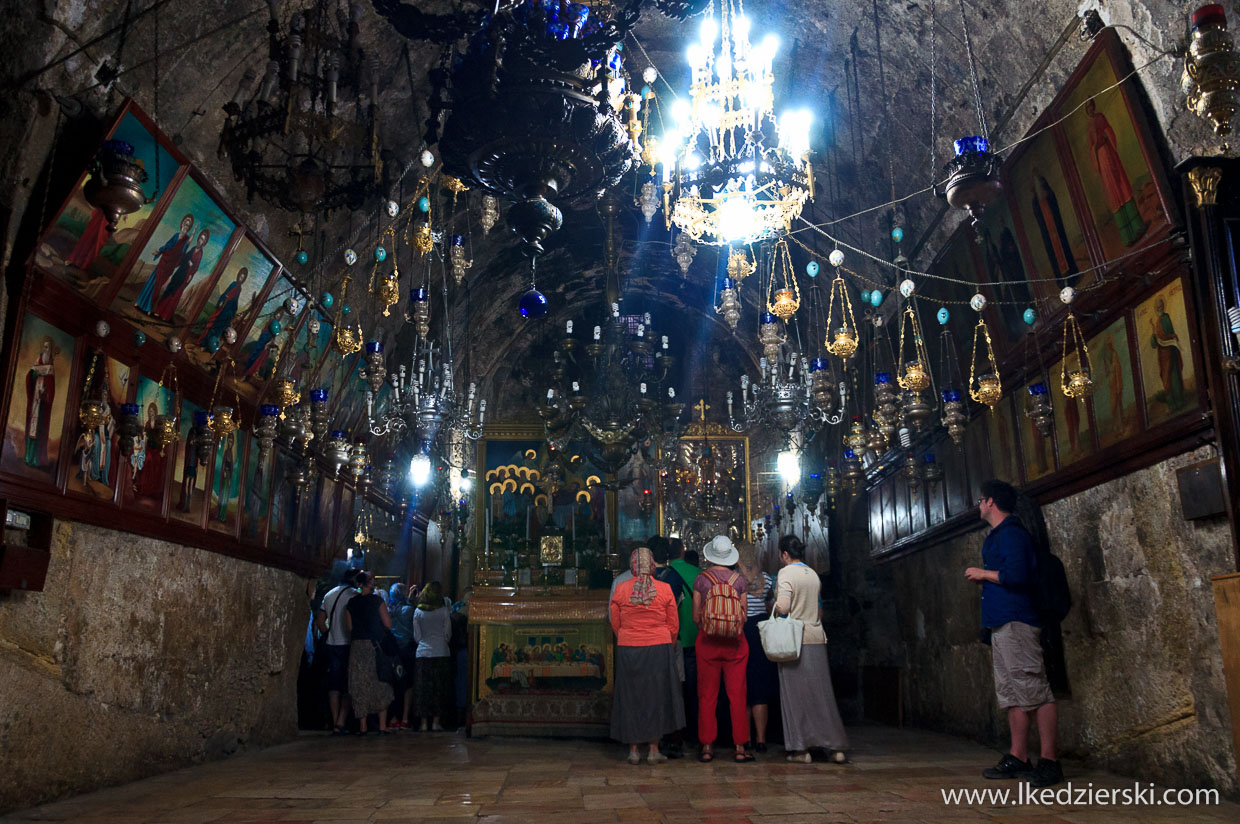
414, 222, 434, 257
969, 317, 1002, 408
207, 359, 241, 441
896, 304, 933, 391
766, 239, 801, 321
376, 269, 400, 318
824, 274, 859, 360
727, 248, 756, 283
1060, 312, 1095, 399
77, 352, 106, 428
149, 364, 180, 455
332, 276, 363, 356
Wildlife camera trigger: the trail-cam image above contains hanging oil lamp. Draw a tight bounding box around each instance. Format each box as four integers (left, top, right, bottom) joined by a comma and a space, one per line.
840, 449, 863, 493
896, 301, 932, 392
1183, 5, 1240, 138
348, 441, 369, 483
941, 388, 967, 446
845, 417, 868, 454
873, 372, 898, 446
374, 257, 400, 318
726, 247, 756, 283
332, 276, 363, 356
361, 341, 387, 394
323, 429, 352, 478
115, 403, 142, 458
150, 364, 180, 455
450, 234, 472, 286
903, 452, 921, 489
758, 312, 785, 366
1060, 289, 1095, 399
824, 272, 859, 361
280, 402, 314, 453
254, 404, 280, 459
479, 194, 499, 235
673, 233, 697, 277
207, 359, 241, 442
83, 139, 150, 233
1027, 381, 1054, 437
717, 277, 741, 330
902, 388, 934, 434
809, 358, 836, 416
191, 409, 214, 465
766, 238, 801, 321
968, 294, 1002, 408
308, 388, 331, 441
408, 286, 431, 339
922, 452, 944, 484
77, 352, 106, 429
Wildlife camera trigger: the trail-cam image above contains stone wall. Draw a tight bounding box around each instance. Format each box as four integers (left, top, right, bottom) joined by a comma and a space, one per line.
0, 520, 310, 813
879, 446, 1238, 795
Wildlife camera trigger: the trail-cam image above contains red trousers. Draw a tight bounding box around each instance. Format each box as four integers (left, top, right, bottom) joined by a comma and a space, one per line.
696, 632, 749, 747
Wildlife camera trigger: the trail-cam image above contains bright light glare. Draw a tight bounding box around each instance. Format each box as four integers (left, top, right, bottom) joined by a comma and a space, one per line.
757, 34, 779, 66
718, 193, 758, 242
410, 454, 432, 487
733, 15, 751, 40
685, 152, 702, 171
671, 98, 691, 124
700, 17, 717, 45
779, 109, 813, 156
687, 44, 705, 68
659, 133, 681, 167
777, 450, 801, 485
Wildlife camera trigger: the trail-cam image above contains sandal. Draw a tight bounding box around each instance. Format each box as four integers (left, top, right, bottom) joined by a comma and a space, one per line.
734, 752, 755, 763
698, 751, 714, 763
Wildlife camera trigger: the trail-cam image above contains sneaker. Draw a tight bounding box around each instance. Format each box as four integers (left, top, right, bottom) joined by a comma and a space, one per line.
647, 751, 668, 764
982, 753, 1032, 779
627, 751, 642, 765
785, 752, 812, 764
1027, 758, 1064, 788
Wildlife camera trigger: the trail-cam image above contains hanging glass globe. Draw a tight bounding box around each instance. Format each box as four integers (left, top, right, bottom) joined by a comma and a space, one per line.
891, 226, 904, 243
937, 307, 950, 325
320, 292, 334, 309
870, 291, 883, 308
133, 330, 146, 347
374, 246, 387, 262
829, 249, 845, 267
296, 250, 309, 265
970, 293, 987, 312
417, 196, 430, 213
519, 287, 548, 318
806, 260, 820, 277
1023, 307, 1037, 325
344, 249, 357, 266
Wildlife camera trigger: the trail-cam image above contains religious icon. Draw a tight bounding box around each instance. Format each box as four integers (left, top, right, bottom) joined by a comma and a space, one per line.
242, 441, 273, 543
2, 314, 76, 485
1059, 40, 1168, 261
170, 399, 207, 526
126, 377, 173, 512
539, 534, 564, 566
187, 234, 275, 368
1018, 377, 1056, 482
210, 430, 243, 534
66, 351, 131, 500
976, 199, 1037, 347
1051, 357, 1095, 467
35, 109, 180, 295
113, 176, 236, 335
237, 276, 300, 382
1135, 279, 1197, 427
984, 394, 1018, 485
1007, 132, 1089, 294
1088, 317, 1140, 447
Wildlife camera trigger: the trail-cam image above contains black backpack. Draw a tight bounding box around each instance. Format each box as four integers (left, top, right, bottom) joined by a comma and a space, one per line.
1033, 551, 1072, 624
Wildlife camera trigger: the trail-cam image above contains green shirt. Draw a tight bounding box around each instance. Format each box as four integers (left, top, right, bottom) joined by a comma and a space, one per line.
668, 559, 701, 647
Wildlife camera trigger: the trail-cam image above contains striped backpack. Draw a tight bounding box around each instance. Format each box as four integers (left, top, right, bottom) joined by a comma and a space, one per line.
700, 570, 745, 639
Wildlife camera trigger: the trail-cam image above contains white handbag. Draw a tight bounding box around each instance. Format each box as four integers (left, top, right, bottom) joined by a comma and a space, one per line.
758, 601, 803, 662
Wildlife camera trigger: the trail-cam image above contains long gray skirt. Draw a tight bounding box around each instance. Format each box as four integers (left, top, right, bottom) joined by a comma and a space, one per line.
611, 643, 686, 744
349, 641, 394, 718
778, 642, 849, 752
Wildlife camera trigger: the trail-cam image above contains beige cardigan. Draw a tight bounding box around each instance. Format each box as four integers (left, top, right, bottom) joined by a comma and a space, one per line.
774, 563, 826, 645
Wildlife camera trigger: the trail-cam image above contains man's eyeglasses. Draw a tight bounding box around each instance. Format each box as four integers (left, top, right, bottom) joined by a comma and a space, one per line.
976, 496, 991, 506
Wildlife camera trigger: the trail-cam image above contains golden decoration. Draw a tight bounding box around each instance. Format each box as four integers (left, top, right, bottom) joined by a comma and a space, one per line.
726, 248, 756, 282
896, 303, 933, 391
766, 239, 801, 321
969, 318, 1002, 408
376, 270, 400, 317
824, 274, 858, 360
414, 223, 434, 256
1188, 166, 1222, 209
1060, 312, 1096, 399
332, 276, 363, 356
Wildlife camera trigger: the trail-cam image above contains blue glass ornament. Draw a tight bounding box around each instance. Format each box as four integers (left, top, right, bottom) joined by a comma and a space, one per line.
870, 290, 883, 308
760, 312, 777, 324
721, 277, 737, 290
640, 85, 652, 97
269, 319, 282, 335
411, 287, 429, 302
941, 388, 961, 403
310, 389, 329, 403
809, 357, 828, 372
891, 226, 904, 243
953, 136, 989, 155
374, 246, 387, 262
320, 292, 334, 309
924, 453, 936, 464
937, 307, 950, 325
260, 404, 279, 417
296, 250, 309, 265
875, 372, 891, 385
1022, 307, 1037, 325
133, 330, 147, 348
341, 304, 351, 315
806, 260, 820, 277
859, 290, 871, 303
417, 196, 430, 213
193, 410, 210, 426
519, 287, 549, 318
1029, 382, 1050, 396
205, 335, 220, 353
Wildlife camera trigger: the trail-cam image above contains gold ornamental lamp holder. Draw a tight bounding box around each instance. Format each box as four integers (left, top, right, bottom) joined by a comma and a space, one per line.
1183, 5, 1240, 141
766, 239, 801, 322
824, 269, 859, 361
150, 364, 181, 455
206, 359, 241, 443
77, 352, 107, 430
727, 247, 756, 283
1060, 315, 1095, 400
968, 293, 1002, 409
331, 276, 363, 357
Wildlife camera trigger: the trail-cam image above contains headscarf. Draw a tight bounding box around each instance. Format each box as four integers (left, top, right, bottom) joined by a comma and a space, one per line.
387, 582, 407, 608
416, 580, 446, 611
736, 542, 767, 598
628, 546, 657, 606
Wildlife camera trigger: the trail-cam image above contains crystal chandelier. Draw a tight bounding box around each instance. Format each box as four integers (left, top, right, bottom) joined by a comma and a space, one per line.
219, 1, 387, 214
540, 305, 685, 474
657, 0, 813, 244
366, 341, 486, 452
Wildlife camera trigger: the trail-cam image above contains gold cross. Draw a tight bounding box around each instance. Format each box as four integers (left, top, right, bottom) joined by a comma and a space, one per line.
693, 399, 710, 421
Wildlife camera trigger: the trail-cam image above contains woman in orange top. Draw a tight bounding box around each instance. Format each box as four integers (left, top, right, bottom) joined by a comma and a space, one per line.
610, 546, 683, 764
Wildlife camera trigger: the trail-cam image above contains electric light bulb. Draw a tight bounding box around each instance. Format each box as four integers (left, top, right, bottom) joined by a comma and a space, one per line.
718, 193, 758, 242
779, 109, 813, 157
685, 152, 702, 171
777, 450, 801, 486
671, 99, 690, 124
733, 15, 751, 41
700, 17, 717, 46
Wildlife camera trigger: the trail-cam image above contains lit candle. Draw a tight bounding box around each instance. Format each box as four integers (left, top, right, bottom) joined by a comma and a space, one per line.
593, 325, 601, 341
644, 312, 652, 326
566, 320, 573, 334
640, 382, 647, 395
572, 381, 581, 394
668, 387, 676, 399
662, 335, 669, 350
637, 324, 645, 337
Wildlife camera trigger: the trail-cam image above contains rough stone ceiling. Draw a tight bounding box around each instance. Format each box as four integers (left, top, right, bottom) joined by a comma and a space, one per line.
3, 0, 1205, 408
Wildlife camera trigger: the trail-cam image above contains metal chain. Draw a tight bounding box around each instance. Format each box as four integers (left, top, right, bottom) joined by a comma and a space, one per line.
929, 0, 936, 182
958, 0, 989, 139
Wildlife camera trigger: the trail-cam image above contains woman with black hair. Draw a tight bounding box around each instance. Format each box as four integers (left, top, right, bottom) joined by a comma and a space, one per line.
774, 535, 848, 763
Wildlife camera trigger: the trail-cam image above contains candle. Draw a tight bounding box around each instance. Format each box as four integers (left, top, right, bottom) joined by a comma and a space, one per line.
572, 381, 581, 393
593, 325, 601, 341
662, 335, 669, 350
637, 324, 645, 337
644, 312, 652, 325
566, 320, 574, 334
640, 382, 647, 394
668, 387, 675, 399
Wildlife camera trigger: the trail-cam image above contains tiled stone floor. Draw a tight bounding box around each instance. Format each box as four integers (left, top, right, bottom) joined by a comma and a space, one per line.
5, 725, 1236, 823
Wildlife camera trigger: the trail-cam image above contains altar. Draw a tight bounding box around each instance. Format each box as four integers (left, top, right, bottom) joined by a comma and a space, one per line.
467, 587, 614, 738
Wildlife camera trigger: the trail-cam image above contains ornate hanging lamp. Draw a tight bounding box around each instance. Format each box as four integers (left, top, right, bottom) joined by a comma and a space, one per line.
716, 276, 741, 330
968, 293, 1002, 409
659, 0, 814, 244
766, 239, 801, 321
935, 307, 968, 445
1183, 5, 1240, 139
823, 270, 858, 361
1059, 287, 1095, 399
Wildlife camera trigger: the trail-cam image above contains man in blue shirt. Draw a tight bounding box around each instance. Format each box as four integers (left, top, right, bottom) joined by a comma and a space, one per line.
966, 480, 1061, 787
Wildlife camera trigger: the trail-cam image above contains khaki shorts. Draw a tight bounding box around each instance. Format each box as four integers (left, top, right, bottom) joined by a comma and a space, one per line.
991, 621, 1054, 711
